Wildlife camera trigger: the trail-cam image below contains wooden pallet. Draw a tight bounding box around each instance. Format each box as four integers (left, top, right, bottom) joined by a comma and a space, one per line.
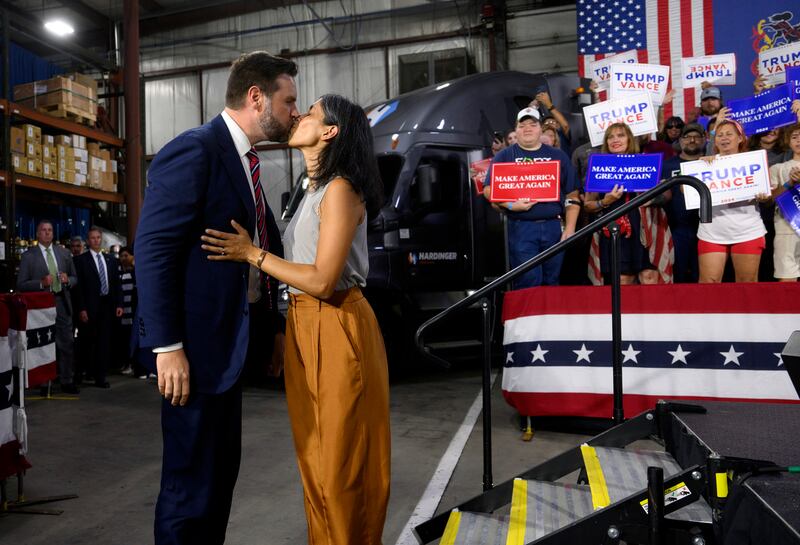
37, 103, 97, 126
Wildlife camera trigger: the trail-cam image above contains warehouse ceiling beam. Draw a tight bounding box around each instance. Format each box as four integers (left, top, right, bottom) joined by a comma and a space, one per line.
55, 0, 111, 30
138, 0, 163, 14
0, 1, 114, 70
138, 0, 306, 37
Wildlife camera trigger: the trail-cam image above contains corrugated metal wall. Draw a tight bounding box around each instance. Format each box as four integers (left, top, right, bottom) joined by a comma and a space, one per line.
141, 1, 578, 210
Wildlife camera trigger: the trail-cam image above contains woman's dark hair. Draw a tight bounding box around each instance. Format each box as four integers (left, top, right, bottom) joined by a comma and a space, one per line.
225, 52, 298, 109
748, 129, 785, 155
659, 116, 684, 142
310, 94, 384, 217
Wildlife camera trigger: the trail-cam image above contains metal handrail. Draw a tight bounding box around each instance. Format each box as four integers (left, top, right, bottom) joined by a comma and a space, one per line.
412, 174, 713, 498
414, 175, 713, 362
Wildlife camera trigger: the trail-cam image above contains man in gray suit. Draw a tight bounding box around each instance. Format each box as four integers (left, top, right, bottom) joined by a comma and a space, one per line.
17, 220, 79, 394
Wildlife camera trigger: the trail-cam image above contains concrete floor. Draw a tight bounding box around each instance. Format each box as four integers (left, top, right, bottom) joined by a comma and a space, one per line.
0, 362, 593, 545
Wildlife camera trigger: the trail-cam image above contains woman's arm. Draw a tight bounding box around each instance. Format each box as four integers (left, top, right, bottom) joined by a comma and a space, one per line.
203, 178, 364, 299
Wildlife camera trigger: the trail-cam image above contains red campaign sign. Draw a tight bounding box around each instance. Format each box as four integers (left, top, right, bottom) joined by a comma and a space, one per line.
489, 161, 561, 202
470, 158, 492, 195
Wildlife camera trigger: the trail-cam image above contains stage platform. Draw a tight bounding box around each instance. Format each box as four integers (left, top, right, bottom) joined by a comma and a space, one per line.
668, 401, 800, 544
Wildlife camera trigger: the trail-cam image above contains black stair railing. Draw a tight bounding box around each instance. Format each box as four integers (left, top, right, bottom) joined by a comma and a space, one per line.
415, 175, 713, 494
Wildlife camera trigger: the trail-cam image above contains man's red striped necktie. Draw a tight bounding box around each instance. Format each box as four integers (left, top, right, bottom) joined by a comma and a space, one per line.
247, 147, 271, 307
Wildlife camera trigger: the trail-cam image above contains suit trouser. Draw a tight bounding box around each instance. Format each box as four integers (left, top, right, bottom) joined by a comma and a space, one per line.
79, 295, 114, 383
285, 287, 391, 545
154, 381, 242, 545
53, 293, 75, 385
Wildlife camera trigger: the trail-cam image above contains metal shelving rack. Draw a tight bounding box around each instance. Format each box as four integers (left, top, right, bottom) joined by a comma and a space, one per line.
0, 12, 125, 290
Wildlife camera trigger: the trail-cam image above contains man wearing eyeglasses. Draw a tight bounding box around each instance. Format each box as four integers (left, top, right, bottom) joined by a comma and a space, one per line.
661, 123, 706, 283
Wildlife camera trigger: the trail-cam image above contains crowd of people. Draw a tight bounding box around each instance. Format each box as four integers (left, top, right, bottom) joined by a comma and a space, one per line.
16, 221, 144, 396
485, 80, 800, 288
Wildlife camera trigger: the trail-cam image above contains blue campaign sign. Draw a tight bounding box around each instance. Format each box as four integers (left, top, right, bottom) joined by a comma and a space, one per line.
788, 65, 800, 99
727, 84, 796, 136
585, 153, 663, 193
776, 185, 800, 238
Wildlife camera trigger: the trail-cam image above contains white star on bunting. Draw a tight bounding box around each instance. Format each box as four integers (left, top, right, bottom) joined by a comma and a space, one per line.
531, 344, 549, 364
574, 344, 594, 364
720, 345, 744, 367
775, 353, 784, 366
668, 345, 691, 365
506, 352, 514, 364
621, 344, 641, 364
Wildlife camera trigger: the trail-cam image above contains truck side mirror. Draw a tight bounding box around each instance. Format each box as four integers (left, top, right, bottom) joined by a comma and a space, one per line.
416, 164, 440, 206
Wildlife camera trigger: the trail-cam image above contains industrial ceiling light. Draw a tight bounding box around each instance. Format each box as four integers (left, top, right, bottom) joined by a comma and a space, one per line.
44, 20, 75, 37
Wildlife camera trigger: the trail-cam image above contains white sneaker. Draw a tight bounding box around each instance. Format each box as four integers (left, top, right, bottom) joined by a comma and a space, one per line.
147, 373, 157, 379
121, 366, 133, 376
138, 375, 148, 380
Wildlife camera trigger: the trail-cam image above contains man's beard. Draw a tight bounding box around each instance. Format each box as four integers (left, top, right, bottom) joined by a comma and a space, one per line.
258, 100, 291, 142
683, 143, 703, 156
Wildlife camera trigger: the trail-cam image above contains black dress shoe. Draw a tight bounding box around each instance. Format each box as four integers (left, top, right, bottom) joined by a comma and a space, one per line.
61, 384, 80, 394
93, 381, 111, 389
39, 385, 49, 397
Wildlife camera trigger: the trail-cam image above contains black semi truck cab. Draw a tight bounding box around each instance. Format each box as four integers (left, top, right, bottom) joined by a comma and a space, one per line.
283, 71, 585, 359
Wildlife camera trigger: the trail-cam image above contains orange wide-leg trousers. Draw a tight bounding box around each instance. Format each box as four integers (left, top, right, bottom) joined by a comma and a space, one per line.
285, 287, 391, 545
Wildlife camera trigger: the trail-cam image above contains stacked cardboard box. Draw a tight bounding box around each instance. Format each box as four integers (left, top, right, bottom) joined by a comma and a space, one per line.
87, 143, 116, 191
13, 75, 98, 123
8, 121, 116, 191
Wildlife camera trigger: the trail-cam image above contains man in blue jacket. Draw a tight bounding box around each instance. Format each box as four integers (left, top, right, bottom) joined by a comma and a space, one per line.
134, 51, 299, 545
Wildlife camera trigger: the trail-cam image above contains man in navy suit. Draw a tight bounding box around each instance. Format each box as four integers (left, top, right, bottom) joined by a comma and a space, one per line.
134, 51, 298, 545
73, 226, 123, 388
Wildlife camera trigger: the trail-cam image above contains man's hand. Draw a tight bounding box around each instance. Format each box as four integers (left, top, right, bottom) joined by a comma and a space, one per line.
157, 349, 190, 406
58, 272, 69, 285
268, 333, 285, 377
535, 91, 553, 109
115, 307, 124, 318
41, 274, 53, 288
79, 310, 89, 323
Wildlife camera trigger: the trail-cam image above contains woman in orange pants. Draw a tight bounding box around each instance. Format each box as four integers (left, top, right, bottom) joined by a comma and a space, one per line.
202, 94, 390, 544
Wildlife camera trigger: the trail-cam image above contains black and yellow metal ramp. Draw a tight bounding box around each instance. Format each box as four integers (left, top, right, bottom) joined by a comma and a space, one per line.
415, 401, 800, 545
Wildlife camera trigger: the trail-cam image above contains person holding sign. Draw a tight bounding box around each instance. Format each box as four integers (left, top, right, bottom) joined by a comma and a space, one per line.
583, 123, 673, 285
697, 119, 770, 283
482, 107, 580, 289
769, 123, 800, 282
661, 123, 706, 283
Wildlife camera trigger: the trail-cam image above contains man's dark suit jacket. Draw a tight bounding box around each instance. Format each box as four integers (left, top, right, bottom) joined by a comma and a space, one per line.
73, 251, 123, 318
134, 114, 284, 395
16, 244, 78, 313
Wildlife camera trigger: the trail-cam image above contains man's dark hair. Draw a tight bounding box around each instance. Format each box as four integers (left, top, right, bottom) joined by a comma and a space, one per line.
87, 226, 102, 236
310, 94, 384, 218
225, 52, 298, 109
36, 219, 53, 231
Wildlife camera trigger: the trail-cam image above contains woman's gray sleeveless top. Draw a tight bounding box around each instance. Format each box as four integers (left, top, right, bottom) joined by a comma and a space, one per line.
284, 182, 368, 295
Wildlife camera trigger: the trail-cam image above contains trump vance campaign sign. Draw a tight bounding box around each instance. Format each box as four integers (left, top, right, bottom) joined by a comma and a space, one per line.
489, 161, 561, 202
609, 62, 671, 106
586, 153, 663, 193
759, 41, 800, 86
588, 50, 639, 91
680, 150, 771, 210
680, 54, 736, 89
583, 93, 658, 147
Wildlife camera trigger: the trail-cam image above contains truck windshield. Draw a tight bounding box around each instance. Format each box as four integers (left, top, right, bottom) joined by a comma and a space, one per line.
376, 154, 404, 205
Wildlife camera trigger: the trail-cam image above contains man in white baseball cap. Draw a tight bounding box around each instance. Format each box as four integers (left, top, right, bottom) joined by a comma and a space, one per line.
482, 106, 580, 289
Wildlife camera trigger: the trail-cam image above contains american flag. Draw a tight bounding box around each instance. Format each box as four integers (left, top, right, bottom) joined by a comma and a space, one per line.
500, 283, 800, 419
577, 0, 714, 122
